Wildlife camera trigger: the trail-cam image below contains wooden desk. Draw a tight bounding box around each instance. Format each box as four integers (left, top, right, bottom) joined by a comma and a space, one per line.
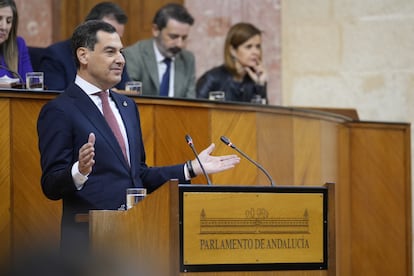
0, 90, 411, 276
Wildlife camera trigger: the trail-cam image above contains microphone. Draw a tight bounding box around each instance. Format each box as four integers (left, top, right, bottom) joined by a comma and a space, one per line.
0, 64, 25, 88
185, 134, 212, 186
220, 135, 275, 187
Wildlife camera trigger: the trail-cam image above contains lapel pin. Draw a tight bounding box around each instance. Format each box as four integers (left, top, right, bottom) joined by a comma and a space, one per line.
123, 101, 128, 107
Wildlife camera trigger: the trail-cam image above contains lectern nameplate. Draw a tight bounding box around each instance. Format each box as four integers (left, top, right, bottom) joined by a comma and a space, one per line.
179, 185, 328, 272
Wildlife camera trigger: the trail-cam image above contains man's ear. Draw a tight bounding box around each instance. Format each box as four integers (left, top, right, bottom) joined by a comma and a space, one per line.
77, 47, 89, 66
152, 24, 160, 37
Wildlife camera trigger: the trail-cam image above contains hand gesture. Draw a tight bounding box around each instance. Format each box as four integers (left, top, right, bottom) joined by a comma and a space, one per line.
192, 143, 240, 175
78, 133, 95, 175
245, 60, 267, 86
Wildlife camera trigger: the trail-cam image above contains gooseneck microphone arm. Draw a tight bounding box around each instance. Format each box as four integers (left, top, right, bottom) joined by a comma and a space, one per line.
185, 134, 212, 186
220, 136, 276, 187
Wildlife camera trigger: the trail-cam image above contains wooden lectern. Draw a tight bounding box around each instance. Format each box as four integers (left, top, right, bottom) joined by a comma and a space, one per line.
89, 181, 336, 276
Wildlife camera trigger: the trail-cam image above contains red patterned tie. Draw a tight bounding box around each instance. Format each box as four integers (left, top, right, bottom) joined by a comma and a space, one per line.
96, 91, 128, 162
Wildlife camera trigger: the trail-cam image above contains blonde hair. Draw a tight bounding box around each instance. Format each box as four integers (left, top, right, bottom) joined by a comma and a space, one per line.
0, 0, 18, 72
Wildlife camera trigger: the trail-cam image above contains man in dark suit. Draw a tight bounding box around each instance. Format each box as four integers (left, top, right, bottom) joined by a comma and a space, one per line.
123, 3, 196, 98
39, 2, 129, 91
37, 20, 239, 256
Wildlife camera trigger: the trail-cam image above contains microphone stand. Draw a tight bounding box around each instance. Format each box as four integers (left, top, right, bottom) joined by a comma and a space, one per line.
220, 136, 275, 187
185, 134, 212, 186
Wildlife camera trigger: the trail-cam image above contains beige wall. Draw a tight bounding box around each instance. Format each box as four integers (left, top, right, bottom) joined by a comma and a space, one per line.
282, 0, 414, 271
15, 0, 53, 46
281, 0, 414, 122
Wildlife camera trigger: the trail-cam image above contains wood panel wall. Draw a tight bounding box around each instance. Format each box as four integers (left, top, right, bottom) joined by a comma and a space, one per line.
0, 91, 411, 276
349, 123, 412, 275
56, 0, 183, 47
0, 99, 11, 273
11, 99, 61, 253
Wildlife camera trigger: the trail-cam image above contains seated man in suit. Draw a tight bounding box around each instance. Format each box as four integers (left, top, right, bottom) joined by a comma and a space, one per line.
123, 3, 196, 98
39, 2, 129, 91
37, 20, 239, 256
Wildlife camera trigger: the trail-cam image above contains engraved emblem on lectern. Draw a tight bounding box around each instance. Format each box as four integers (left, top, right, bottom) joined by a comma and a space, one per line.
199, 208, 310, 234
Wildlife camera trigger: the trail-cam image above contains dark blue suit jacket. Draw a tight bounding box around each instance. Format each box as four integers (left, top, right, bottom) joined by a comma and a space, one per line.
37, 83, 186, 249
39, 39, 129, 91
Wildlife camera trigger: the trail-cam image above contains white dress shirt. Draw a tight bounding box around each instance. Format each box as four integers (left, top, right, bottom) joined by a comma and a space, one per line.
72, 75, 131, 189
153, 41, 175, 97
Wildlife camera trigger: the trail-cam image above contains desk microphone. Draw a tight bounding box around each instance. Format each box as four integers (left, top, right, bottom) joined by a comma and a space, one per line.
185, 134, 212, 185
220, 135, 276, 187
0, 64, 24, 87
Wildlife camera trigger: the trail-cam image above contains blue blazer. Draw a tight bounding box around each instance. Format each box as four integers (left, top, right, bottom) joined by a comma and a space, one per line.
0, 37, 33, 82
39, 39, 129, 91
37, 83, 186, 247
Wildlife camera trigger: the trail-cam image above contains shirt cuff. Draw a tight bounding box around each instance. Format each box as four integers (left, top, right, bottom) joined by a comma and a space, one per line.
72, 161, 88, 190
184, 163, 191, 181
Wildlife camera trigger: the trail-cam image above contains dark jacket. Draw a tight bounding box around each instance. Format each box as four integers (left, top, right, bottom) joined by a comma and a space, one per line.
37, 83, 186, 250
196, 65, 267, 102
39, 39, 129, 91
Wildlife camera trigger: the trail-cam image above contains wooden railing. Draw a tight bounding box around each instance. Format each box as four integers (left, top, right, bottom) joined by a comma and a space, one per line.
0, 89, 410, 276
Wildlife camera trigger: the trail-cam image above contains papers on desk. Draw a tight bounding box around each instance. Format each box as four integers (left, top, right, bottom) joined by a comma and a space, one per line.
0, 75, 20, 87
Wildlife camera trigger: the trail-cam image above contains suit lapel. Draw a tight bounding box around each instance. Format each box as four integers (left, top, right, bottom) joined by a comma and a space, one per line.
143, 40, 160, 96
173, 53, 185, 97
68, 85, 130, 168
109, 91, 136, 169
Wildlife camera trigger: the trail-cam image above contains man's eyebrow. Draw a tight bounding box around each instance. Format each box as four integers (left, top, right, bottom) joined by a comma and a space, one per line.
103, 45, 122, 51
168, 33, 187, 38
